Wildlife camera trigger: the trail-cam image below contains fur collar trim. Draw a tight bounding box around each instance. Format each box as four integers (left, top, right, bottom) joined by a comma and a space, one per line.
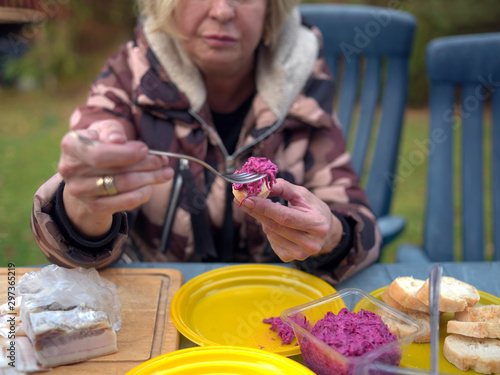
142, 8, 318, 119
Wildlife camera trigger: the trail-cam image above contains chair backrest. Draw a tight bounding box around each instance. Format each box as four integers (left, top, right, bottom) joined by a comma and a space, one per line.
299, 4, 416, 220
424, 33, 500, 261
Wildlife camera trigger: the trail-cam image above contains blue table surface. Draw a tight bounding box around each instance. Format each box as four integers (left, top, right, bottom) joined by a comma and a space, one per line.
116, 261, 500, 296
116, 261, 500, 351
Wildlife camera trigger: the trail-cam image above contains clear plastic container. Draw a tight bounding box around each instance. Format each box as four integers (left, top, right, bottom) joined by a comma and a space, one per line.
354, 362, 449, 375
281, 288, 428, 375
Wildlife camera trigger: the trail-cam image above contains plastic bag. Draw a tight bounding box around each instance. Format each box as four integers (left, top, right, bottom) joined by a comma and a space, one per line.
16, 265, 121, 331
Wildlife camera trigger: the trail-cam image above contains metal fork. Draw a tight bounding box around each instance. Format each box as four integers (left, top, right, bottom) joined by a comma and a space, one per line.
71, 132, 267, 184
429, 264, 443, 375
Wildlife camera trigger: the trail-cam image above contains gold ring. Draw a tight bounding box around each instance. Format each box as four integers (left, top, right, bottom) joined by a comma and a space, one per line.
97, 175, 118, 196
96, 176, 106, 195
103, 175, 118, 195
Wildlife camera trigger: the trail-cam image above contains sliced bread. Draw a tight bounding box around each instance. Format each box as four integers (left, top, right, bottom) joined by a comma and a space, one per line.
381, 288, 415, 314
398, 311, 431, 343
233, 182, 270, 203
416, 276, 480, 312
447, 321, 500, 339
387, 277, 430, 313
455, 305, 500, 322
381, 287, 431, 343
443, 334, 500, 374
448, 305, 500, 339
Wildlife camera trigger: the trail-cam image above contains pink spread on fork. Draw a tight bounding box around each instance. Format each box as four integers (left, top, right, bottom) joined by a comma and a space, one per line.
232, 157, 278, 206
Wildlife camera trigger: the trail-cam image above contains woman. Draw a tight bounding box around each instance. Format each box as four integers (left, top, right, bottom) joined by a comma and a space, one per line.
31, 0, 381, 285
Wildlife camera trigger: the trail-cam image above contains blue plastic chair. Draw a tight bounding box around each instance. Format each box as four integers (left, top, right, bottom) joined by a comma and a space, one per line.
299, 4, 417, 247
397, 33, 500, 262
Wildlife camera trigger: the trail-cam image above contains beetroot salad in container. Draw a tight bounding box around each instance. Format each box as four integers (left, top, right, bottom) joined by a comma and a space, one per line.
280, 289, 428, 375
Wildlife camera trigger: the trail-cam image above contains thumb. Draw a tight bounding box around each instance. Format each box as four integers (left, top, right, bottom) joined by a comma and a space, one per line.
268, 178, 299, 202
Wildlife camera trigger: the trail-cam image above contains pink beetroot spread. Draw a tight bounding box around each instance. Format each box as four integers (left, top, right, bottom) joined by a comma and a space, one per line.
232, 157, 278, 206
263, 315, 310, 345
310, 308, 397, 358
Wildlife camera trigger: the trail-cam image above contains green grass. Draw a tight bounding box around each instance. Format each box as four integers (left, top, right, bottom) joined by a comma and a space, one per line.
0, 87, 88, 266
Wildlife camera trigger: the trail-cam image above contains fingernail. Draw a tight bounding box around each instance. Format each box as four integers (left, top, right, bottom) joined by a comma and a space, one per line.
243, 198, 255, 209
163, 167, 174, 179
140, 146, 149, 155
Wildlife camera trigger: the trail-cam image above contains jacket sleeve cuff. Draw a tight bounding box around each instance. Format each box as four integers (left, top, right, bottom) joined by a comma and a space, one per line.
32, 174, 128, 268
293, 212, 355, 274
51, 181, 123, 256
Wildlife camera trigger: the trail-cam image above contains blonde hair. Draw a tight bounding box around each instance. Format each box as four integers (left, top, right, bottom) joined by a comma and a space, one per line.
135, 0, 300, 46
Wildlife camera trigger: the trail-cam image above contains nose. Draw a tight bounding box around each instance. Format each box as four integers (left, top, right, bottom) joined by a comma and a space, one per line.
208, 0, 235, 23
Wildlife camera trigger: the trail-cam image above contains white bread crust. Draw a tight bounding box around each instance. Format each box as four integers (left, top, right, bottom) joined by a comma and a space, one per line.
416, 276, 479, 312
400, 311, 431, 343
455, 305, 500, 322
447, 321, 500, 339
443, 334, 500, 374
381, 287, 431, 343
381, 288, 414, 313
388, 277, 430, 313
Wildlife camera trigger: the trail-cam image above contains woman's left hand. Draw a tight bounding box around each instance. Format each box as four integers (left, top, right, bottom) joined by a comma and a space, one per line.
235, 178, 344, 262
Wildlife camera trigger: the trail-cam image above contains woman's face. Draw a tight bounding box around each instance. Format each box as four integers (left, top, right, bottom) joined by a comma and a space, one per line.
174, 0, 268, 76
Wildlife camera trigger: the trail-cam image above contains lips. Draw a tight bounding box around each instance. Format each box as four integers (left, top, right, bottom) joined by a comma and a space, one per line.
204, 33, 236, 41
203, 33, 237, 47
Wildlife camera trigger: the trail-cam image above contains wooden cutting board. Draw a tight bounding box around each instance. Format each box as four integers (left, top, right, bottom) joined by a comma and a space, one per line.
0, 7, 45, 23
0, 267, 183, 374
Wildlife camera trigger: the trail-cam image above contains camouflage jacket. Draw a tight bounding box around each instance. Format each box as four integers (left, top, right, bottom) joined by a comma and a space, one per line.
31, 10, 381, 284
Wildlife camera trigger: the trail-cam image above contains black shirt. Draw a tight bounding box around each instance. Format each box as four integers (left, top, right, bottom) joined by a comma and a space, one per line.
211, 92, 255, 154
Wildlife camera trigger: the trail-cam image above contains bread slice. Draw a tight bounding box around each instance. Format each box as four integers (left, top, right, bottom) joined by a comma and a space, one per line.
443, 334, 500, 374
381, 288, 431, 343
416, 276, 480, 312
387, 277, 430, 313
455, 305, 500, 322
381, 288, 415, 313
447, 305, 500, 339
233, 182, 270, 204
393, 311, 431, 343
447, 321, 500, 339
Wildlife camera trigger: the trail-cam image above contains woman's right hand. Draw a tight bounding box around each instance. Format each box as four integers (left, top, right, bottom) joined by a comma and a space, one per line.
58, 121, 174, 239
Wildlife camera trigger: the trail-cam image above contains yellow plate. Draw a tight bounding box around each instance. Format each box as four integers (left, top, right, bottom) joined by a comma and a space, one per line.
371, 287, 500, 374
126, 346, 316, 374
170, 264, 336, 356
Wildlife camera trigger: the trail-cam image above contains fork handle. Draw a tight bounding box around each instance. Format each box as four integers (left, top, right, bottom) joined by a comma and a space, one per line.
72, 132, 247, 183
73, 132, 203, 165
148, 150, 213, 169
